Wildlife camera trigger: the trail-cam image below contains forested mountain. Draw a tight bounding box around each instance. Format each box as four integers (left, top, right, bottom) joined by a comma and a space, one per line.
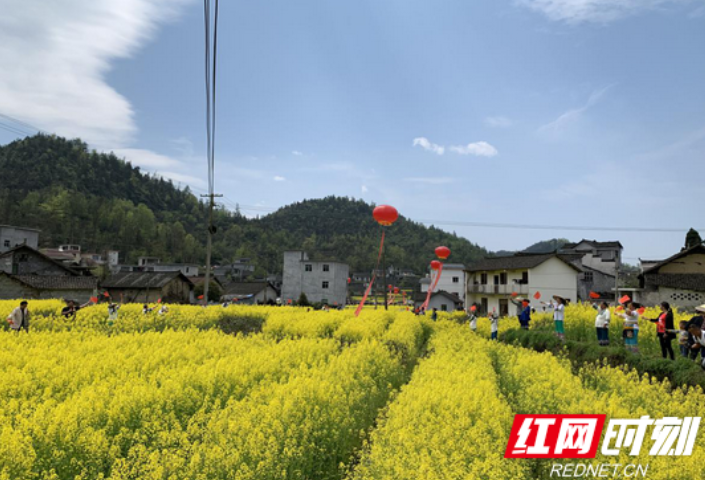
494, 238, 571, 257
0, 135, 489, 275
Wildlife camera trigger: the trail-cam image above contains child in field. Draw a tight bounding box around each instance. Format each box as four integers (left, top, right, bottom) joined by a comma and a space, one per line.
469, 306, 478, 332
158, 303, 169, 316
669, 321, 690, 358
518, 300, 531, 330
142, 305, 154, 315
619, 303, 640, 354
489, 308, 499, 340
595, 302, 610, 346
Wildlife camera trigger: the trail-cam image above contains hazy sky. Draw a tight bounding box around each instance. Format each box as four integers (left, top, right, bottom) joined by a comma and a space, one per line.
1, 0, 704, 262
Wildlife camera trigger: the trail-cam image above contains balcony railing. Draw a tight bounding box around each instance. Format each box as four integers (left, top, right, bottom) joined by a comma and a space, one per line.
468, 284, 529, 295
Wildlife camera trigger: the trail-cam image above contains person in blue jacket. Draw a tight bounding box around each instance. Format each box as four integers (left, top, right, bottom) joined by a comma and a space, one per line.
518, 299, 532, 330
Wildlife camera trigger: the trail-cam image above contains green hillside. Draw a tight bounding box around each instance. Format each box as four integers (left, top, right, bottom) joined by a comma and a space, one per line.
0, 134, 489, 275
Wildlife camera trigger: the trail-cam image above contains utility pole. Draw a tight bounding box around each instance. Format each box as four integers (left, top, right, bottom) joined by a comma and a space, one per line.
201, 193, 222, 305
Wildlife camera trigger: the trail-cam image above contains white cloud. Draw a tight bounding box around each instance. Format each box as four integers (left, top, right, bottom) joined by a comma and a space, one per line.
292, 150, 303, 156
449, 141, 499, 157
485, 116, 513, 128
0, 0, 191, 148
517, 0, 691, 24
112, 148, 184, 170
538, 85, 614, 134
361, 185, 369, 193
403, 177, 455, 185
273, 176, 286, 182
412, 137, 445, 155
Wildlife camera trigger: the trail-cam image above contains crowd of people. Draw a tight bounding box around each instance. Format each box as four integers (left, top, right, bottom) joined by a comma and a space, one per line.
5, 296, 171, 331
463, 296, 705, 369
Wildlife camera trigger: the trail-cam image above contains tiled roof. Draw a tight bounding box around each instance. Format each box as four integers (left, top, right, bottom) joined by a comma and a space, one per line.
102, 271, 192, 289
562, 240, 623, 249
7, 274, 98, 290
467, 253, 582, 273
223, 282, 275, 296
0, 245, 79, 275
642, 244, 705, 275
644, 274, 705, 292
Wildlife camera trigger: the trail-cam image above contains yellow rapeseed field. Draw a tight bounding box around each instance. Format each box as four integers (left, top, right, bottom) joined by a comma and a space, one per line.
0, 300, 704, 479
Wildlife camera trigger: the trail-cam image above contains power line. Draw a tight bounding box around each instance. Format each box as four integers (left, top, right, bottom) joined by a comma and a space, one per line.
0, 113, 44, 134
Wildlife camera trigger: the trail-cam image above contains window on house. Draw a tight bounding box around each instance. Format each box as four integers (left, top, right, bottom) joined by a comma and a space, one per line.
452, 277, 459, 284
494, 275, 500, 285
305, 264, 312, 272
500, 273, 507, 285
3, 240, 9, 248
18, 254, 28, 262
584, 271, 594, 282
522, 271, 529, 284
322, 281, 329, 289
441, 304, 448, 311
323, 264, 330, 272
480, 273, 488, 285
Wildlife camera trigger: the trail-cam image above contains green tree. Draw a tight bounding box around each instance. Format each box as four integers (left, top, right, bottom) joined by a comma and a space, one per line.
685, 228, 702, 250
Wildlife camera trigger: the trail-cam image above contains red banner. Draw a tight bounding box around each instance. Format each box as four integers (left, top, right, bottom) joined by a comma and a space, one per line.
355, 231, 386, 317
421, 263, 443, 311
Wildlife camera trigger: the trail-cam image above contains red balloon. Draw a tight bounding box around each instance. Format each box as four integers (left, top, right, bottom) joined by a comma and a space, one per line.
430, 260, 442, 270
435, 246, 451, 260
373, 205, 399, 226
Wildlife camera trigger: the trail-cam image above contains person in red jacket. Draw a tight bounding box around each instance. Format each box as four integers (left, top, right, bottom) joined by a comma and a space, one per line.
644, 302, 675, 360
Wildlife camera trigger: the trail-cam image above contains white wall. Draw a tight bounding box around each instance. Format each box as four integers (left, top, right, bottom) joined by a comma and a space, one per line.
527, 257, 578, 308
421, 266, 465, 299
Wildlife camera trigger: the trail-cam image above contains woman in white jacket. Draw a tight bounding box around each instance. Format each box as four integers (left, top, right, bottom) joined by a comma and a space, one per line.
595, 302, 610, 346
6, 301, 30, 333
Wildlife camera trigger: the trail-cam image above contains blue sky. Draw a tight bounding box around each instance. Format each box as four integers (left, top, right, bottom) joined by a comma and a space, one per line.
1, 0, 704, 262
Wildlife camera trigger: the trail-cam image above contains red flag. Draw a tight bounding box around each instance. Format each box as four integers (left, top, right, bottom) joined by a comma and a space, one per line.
157, 298, 162, 303
533, 291, 541, 300
616, 306, 624, 312
287, 299, 292, 305
197, 295, 204, 300
470, 305, 477, 312
619, 295, 631, 305
589, 291, 600, 299
90, 296, 98, 304
103, 291, 110, 298
637, 307, 646, 315
511, 292, 518, 297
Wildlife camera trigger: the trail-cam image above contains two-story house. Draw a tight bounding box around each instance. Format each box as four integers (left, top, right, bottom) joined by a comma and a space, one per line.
420, 263, 466, 300
559, 240, 623, 301
465, 253, 581, 316
638, 244, 705, 309
281, 251, 349, 306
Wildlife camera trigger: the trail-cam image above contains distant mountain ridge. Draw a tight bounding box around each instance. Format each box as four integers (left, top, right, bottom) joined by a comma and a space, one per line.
0, 134, 493, 275
493, 238, 571, 257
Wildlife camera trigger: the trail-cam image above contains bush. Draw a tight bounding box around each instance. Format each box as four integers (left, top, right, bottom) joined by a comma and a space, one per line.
503, 328, 705, 391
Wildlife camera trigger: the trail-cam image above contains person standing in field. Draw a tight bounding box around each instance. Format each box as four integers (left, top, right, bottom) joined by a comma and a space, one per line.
687, 317, 705, 369
594, 302, 611, 346
6, 300, 30, 333
61, 299, 91, 320
644, 302, 675, 360
489, 308, 499, 340
107, 294, 122, 327
431, 308, 438, 321
619, 302, 640, 354
543, 296, 566, 341
518, 299, 531, 330
687, 305, 705, 362
468, 306, 478, 332
670, 321, 690, 358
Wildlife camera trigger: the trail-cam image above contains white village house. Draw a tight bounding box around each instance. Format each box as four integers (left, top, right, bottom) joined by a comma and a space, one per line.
465, 253, 581, 316
281, 251, 349, 306
420, 263, 466, 301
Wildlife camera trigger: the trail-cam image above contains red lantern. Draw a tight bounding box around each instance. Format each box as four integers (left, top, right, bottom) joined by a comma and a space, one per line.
388, 284, 393, 290
393, 287, 399, 294
347, 277, 351, 284
430, 260, 442, 271
435, 246, 451, 260
373, 205, 399, 226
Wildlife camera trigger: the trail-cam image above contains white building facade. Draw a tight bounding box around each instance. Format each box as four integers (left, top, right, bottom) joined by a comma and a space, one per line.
0, 225, 39, 253
420, 263, 466, 300
466, 253, 580, 316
